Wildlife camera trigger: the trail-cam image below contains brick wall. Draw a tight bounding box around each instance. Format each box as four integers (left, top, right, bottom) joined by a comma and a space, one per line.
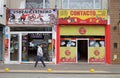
110, 0, 120, 64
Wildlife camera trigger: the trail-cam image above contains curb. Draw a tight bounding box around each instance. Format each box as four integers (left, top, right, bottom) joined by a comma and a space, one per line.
0, 70, 111, 74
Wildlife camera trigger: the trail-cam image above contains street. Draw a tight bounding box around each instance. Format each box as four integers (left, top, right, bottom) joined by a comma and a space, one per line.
0, 73, 120, 78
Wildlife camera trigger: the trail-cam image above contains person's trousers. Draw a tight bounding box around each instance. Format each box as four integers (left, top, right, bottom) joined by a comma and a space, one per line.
34, 56, 46, 67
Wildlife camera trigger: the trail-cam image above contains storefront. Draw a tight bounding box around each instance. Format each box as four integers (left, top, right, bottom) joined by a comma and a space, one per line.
56, 10, 110, 64
4, 9, 57, 64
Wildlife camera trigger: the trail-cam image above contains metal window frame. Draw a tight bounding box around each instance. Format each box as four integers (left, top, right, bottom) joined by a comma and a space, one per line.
61, 0, 102, 9
26, 0, 50, 8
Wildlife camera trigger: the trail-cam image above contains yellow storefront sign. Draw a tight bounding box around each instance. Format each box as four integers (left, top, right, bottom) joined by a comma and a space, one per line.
58, 10, 107, 24
60, 25, 105, 36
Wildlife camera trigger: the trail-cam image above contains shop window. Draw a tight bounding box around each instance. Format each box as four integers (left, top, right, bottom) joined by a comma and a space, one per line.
26, 0, 50, 8
62, 0, 101, 9
89, 40, 105, 47
114, 43, 118, 49
60, 40, 76, 47
22, 33, 52, 62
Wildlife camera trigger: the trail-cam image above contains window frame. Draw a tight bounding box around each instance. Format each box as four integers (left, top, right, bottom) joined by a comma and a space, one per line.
26, 0, 50, 9
62, 0, 102, 9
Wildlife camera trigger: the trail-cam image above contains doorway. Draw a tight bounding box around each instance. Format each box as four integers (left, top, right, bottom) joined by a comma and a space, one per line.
10, 34, 20, 63
77, 40, 88, 62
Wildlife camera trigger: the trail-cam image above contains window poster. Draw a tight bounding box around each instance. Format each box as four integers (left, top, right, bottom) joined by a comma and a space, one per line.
60, 39, 76, 62
88, 40, 105, 63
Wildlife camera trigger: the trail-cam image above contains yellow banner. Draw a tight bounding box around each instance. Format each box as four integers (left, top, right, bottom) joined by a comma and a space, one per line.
60, 25, 105, 35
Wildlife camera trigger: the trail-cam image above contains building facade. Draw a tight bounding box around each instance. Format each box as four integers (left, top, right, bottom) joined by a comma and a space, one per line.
1, 0, 120, 64
110, 0, 120, 64
4, 0, 57, 64
56, 10, 109, 64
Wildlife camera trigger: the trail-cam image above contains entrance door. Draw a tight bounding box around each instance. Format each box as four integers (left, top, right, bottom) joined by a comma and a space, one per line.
77, 40, 88, 62
10, 34, 20, 63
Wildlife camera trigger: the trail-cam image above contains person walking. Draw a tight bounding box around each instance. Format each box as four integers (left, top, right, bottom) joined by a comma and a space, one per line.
34, 43, 46, 68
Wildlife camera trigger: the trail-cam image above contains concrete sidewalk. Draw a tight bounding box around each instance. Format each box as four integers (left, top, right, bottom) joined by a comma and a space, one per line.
0, 63, 120, 74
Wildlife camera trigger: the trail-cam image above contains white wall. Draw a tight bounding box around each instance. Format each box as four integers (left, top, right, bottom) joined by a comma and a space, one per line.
0, 0, 6, 25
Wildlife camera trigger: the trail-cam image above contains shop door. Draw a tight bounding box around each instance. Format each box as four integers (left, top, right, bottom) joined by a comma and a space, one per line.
77, 40, 88, 62
10, 34, 21, 63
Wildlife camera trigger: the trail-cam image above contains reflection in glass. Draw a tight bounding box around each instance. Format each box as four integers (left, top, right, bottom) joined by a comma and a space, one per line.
10, 34, 19, 61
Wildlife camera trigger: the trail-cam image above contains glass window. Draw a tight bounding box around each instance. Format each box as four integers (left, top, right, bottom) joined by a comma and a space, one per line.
26, 0, 50, 8
62, 0, 69, 9
114, 43, 118, 49
60, 40, 76, 47
89, 40, 105, 47
69, 0, 93, 9
45, 0, 50, 8
95, 0, 101, 9
62, 0, 101, 9
10, 34, 19, 61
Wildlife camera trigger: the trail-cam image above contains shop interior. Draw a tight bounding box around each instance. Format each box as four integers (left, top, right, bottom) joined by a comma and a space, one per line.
22, 33, 52, 62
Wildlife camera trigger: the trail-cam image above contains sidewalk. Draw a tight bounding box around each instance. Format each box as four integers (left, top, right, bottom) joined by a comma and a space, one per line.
0, 62, 120, 74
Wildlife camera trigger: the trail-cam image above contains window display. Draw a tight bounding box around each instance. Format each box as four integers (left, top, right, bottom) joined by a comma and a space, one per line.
10, 34, 19, 61
60, 39, 76, 62
22, 34, 28, 61
88, 39, 105, 63
22, 33, 52, 62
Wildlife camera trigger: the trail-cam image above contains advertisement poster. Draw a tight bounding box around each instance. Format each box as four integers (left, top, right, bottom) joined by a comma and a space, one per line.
60, 39, 76, 62
88, 47, 105, 63
58, 10, 107, 24
88, 39, 105, 63
60, 47, 76, 62
6, 9, 57, 25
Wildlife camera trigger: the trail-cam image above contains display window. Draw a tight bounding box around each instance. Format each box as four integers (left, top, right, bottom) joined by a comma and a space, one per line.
8, 27, 55, 63
60, 39, 76, 62
21, 33, 52, 62
88, 39, 105, 63
10, 34, 19, 61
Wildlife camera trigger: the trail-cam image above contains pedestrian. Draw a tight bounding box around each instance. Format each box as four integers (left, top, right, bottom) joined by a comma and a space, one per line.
34, 43, 46, 68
